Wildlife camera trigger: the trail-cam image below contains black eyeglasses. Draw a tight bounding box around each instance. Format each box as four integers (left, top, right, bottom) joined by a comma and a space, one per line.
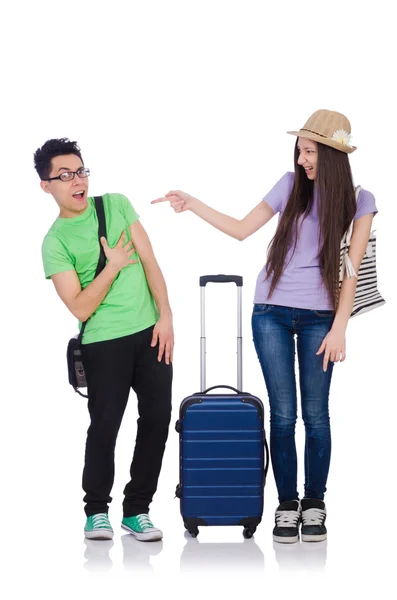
43, 167, 90, 182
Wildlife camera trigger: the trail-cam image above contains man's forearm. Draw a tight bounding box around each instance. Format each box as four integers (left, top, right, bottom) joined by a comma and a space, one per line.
141, 259, 172, 317
74, 263, 119, 322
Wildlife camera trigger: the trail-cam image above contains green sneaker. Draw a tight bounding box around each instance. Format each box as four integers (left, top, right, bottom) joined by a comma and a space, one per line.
121, 514, 163, 541
84, 513, 114, 540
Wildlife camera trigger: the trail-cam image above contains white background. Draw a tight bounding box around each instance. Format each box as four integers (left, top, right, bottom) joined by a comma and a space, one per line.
1, 0, 395, 598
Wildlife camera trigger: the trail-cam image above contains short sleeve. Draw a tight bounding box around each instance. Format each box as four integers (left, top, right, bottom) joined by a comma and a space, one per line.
262, 172, 295, 215
112, 193, 140, 226
354, 188, 378, 220
42, 234, 74, 279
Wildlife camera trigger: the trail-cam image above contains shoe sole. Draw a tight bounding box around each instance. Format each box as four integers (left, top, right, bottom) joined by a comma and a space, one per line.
84, 530, 114, 540
121, 523, 163, 541
273, 534, 299, 544
301, 533, 327, 542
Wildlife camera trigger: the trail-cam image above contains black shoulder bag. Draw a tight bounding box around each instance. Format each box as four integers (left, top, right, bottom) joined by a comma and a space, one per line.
66, 196, 107, 397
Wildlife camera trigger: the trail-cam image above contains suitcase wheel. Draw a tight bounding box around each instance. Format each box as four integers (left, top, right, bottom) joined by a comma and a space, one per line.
185, 524, 199, 538
243, 526, 256, 539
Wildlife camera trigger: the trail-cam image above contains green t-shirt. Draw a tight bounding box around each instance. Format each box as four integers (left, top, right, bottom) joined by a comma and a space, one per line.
42, 193, 159, 344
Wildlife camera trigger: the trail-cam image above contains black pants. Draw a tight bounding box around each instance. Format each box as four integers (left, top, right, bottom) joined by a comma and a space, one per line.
81, 325, 172, 517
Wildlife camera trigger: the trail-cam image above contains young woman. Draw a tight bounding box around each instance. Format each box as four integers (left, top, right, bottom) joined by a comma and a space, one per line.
153, 109, 377, 543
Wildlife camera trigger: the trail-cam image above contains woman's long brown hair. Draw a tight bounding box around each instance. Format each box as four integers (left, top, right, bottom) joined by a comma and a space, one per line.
265, 140, 357, 309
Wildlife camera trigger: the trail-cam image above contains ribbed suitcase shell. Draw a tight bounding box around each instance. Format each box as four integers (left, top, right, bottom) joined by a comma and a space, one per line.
175, 275, 269, 538
178, 392, 265, 530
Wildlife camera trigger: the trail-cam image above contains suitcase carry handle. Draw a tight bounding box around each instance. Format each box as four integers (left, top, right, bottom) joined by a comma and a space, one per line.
200, 274, 243, 392
200, 275, 243, 287
264, 437, 270, 482
202, 385, 246, 394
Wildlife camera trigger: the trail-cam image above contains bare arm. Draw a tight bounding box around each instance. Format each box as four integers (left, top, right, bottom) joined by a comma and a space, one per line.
129, 221, 172, 317
52, 264, 121, 322
333, 213, 374, 329
51, 231, 137, 322
129, 220, 174, 363
317, 213, 374, 371
152, 191, 275, 240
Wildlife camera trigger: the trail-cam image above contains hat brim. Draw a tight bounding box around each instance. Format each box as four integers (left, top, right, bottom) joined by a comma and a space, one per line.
287, 130, 357, 154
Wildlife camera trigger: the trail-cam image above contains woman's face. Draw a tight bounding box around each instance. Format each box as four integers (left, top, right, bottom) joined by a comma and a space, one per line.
297, 137, 318, 180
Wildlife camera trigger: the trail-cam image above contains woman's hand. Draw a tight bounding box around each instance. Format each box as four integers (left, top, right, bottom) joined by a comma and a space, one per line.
151, 190, 197, 213
316, 325, 346, 372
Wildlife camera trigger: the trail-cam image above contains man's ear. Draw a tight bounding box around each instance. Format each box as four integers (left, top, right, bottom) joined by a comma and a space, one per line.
40, 180, 51, 194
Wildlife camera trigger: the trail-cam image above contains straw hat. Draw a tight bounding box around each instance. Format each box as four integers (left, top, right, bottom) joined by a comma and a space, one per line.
287, 109, 357, 153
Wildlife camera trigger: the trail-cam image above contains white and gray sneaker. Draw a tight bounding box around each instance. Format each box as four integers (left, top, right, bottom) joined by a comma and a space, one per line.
273, 500, 301, 543
301, 498, 327, 542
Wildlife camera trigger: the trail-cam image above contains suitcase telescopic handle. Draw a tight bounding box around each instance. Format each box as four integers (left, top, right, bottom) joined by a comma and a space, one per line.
200, 274, 243, 393
200, 275, 243, 287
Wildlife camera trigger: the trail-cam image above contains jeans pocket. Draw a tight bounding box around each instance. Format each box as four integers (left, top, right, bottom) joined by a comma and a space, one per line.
252, 304, 274, 316
312, 309, 335, 317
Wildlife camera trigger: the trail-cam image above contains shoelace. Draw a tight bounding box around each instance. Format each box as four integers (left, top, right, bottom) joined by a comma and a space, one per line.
92, 513, 111, 528
137, 514, 154, 529
275, 509, 300, 527
302, 508, 326, 526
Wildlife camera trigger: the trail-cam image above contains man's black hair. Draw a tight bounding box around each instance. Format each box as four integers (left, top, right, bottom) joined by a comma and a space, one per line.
34, 138, 83, 180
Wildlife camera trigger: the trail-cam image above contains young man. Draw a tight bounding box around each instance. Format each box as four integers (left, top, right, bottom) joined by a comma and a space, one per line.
35, 138, 173, 542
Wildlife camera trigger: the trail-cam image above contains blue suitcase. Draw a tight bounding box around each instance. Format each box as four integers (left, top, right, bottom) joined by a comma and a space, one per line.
175, 275, 269, 539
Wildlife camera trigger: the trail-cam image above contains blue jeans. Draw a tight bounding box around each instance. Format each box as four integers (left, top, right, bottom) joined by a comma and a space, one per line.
252, 304, 335, 503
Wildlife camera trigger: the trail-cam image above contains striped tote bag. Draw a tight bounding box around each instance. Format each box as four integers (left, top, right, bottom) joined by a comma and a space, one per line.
339, 185, 385, 318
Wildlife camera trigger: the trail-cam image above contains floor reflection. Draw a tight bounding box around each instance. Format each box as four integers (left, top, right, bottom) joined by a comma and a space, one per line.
273, 539, 327, 571
180, 531, 265, 573
83, 539, 114, 572
121, 534, 163, 572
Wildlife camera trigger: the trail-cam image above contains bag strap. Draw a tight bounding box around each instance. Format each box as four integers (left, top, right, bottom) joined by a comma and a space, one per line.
344, 185, 361, 245
77, 196, 107, 343
340, 186, 362, 282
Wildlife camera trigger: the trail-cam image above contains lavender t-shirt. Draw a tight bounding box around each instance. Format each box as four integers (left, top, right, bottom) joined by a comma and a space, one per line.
253, 172, 378, 310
